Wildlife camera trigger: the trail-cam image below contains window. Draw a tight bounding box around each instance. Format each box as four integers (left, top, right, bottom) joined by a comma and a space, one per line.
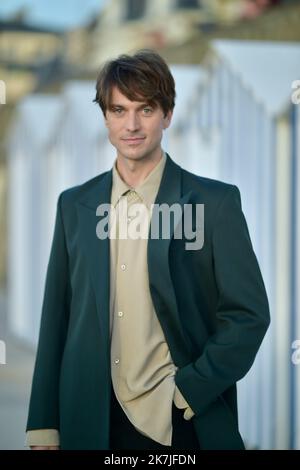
177, 0, 200, 8
126, 0, 146, 20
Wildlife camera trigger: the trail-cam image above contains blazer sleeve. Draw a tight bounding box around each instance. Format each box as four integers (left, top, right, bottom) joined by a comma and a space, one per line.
26, 192, 71, 432
175, 185, 270, 416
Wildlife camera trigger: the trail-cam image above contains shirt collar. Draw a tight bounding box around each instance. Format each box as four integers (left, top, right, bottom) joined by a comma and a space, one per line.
111, 151, 166, 209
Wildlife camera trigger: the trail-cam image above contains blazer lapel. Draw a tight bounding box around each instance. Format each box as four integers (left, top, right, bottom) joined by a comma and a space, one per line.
76, 170, 112, 360
148, 155, 194, 366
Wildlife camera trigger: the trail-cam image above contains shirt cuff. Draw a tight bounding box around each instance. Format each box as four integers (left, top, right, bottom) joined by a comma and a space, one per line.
25, 429, 60, 447
173, 385, 195, 421
183, 407, 195, 421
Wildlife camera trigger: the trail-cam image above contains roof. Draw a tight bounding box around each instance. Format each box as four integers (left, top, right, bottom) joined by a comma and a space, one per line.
170, 65, 205, 127
0, 19, 63, 34
212, 39, 300, 115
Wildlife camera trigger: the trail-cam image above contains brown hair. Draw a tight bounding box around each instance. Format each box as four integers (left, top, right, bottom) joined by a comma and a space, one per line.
93, 49, 176, 117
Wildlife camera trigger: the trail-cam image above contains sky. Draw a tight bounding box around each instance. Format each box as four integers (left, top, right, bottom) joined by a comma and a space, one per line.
0, 0, 107, 30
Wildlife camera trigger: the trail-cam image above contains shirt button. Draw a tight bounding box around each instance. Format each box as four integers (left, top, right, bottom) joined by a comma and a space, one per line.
121, 264, 126, 270
118, 311, 124, 317
114, 358, 120, 364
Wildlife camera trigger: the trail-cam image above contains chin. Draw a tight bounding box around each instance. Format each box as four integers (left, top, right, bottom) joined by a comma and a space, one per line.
127, 155, 146, 163
122, 151, 148, 161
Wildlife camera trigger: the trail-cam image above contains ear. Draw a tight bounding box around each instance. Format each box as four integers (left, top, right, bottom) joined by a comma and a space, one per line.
163, 110, 173, 130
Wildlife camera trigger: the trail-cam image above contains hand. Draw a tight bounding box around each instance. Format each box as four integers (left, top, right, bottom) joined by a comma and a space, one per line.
30, 445, 60, 450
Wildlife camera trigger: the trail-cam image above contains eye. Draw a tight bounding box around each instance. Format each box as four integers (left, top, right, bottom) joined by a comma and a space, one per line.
142, 107, 153, 115
112, 107, 123, 115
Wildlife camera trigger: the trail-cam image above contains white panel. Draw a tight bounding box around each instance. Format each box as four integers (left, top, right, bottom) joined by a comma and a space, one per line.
293, 103, 300, 449
274, 116, 292, 449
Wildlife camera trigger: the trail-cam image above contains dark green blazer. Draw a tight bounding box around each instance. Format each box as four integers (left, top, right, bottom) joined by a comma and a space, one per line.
26, 154, 270, 450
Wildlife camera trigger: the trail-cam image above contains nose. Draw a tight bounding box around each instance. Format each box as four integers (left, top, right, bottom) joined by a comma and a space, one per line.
126, 111, 141, 132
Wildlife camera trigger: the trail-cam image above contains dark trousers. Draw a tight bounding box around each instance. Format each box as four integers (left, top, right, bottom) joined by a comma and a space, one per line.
109, 382, 200, 450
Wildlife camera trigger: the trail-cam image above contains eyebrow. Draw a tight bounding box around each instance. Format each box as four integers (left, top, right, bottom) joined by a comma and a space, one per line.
109, 102, 153, 110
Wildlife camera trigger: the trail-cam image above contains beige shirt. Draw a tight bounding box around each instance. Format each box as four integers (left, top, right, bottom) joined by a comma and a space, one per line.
26, 151, 194, 448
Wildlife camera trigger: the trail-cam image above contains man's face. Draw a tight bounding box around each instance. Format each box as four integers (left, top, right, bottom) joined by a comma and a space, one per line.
104, 86, 172, 163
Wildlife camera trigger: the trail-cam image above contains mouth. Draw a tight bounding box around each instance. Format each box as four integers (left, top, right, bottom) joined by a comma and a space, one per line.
121, 137, 146, 145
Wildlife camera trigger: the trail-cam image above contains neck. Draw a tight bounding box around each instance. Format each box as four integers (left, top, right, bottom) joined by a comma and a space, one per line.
116, 149, 163, 188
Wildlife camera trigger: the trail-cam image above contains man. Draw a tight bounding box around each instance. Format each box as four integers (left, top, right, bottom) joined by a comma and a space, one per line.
26, 50, 270, 450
